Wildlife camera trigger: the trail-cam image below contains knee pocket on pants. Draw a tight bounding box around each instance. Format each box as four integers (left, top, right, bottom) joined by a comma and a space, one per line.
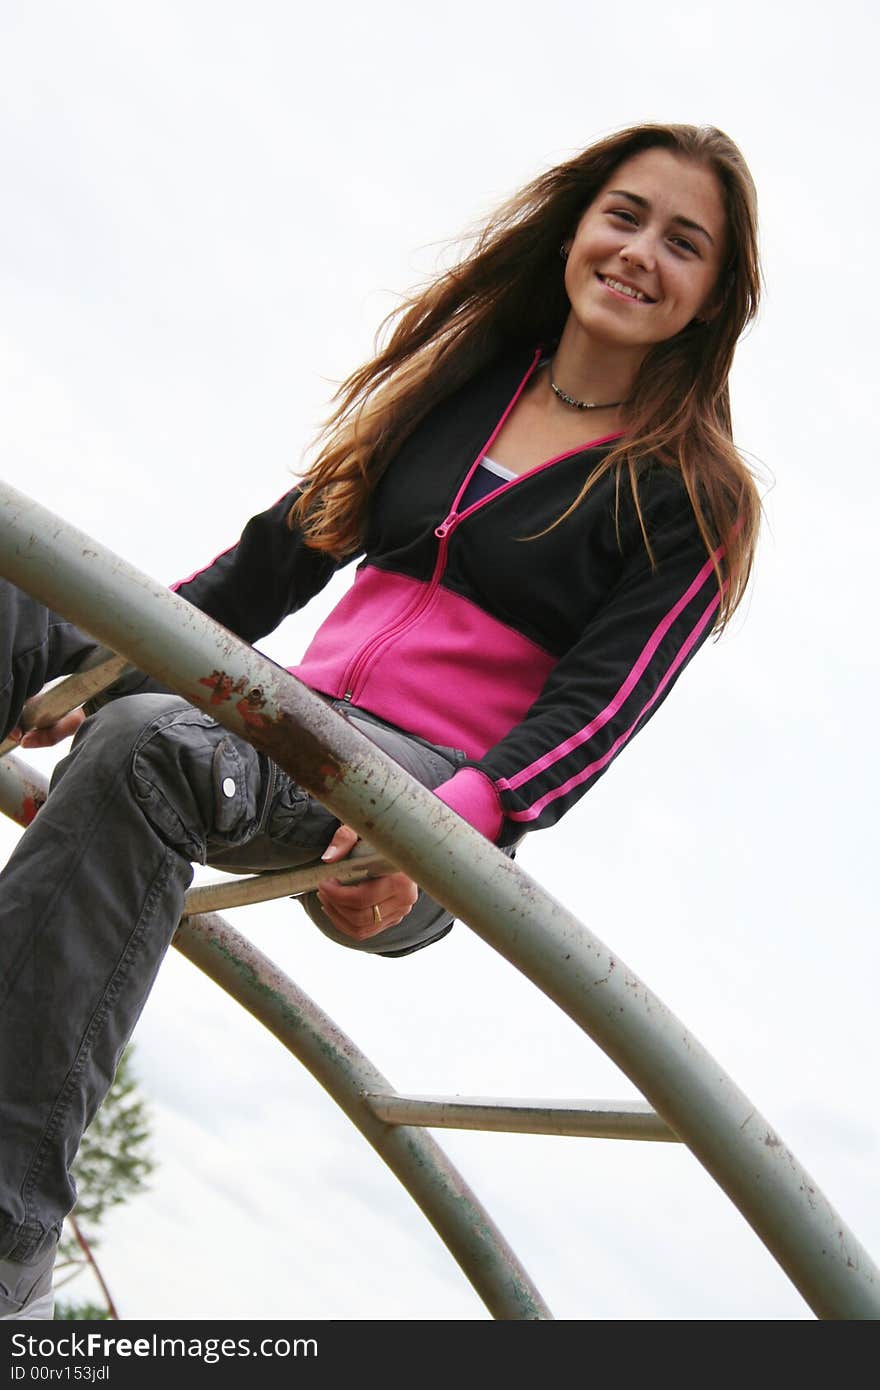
129, 709, 264, 863
210, 737, 261, 836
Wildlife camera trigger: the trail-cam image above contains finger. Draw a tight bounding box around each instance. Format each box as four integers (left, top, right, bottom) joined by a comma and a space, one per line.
317, 899, 375, 940
320, 824, 359, 864
20, 709, 86, 749
22, 709, 85, 747
318, 894, 408, 929
318, 877, 386, 906
317, 895, 413, 940
319, 872, 417, 908
317, 886, 393, 918
317, 881, 416, 926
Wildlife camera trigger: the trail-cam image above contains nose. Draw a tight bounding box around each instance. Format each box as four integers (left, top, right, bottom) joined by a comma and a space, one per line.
619, 229, 656, 273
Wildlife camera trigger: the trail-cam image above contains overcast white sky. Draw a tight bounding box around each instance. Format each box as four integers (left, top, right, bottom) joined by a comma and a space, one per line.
1, 0, 878, 1322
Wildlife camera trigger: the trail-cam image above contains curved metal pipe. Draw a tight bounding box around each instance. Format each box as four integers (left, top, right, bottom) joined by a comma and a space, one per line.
1, 480, 877, 1318
174, 910, 552, 1319
0, 756, 550, 1319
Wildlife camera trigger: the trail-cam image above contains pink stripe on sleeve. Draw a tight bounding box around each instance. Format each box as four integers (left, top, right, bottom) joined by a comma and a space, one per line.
499, 548, 721, 793
503, 590, 721, 823
171, 544, 237, 591
171, 489, 294, 590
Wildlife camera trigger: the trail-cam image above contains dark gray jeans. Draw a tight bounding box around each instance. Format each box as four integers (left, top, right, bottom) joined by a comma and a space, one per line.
0, 581, 462, 1263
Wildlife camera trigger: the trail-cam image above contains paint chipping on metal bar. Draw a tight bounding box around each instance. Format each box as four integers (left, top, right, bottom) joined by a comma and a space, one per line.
0, 753, 49, 826
0, 480, 879, 1319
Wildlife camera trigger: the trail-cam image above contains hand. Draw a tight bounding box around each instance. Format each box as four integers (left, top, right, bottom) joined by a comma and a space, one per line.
317, 824, 418, 941
9, 708, 86, 750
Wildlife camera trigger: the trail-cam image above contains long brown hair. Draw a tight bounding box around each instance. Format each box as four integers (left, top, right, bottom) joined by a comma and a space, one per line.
290, 123, 762, 628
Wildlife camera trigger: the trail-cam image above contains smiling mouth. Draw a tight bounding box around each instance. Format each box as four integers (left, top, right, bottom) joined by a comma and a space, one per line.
597, 273, 656, 304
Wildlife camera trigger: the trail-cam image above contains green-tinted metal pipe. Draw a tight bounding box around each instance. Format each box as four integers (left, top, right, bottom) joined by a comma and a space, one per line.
174, 911, 552, 1319
0, 754, 550, 1319
1, 480, 877, 1318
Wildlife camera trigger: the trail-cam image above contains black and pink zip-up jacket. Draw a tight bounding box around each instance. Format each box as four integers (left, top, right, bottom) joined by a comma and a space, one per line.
174, 348, 723, 848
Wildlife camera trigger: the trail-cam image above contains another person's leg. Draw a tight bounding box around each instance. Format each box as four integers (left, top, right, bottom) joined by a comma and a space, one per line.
0, 579, 99, 741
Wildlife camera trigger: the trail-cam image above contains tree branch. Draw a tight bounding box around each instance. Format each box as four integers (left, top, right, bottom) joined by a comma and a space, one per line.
69, 1213, 120, 1320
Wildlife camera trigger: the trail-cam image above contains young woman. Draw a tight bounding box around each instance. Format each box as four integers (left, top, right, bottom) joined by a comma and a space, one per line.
0, 122, 761, 1318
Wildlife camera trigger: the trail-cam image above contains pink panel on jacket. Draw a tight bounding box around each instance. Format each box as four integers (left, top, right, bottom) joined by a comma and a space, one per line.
290, 565, 557, 759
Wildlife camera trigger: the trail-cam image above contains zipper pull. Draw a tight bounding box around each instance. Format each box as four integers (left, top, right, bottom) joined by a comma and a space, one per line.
434, 514, 457, 540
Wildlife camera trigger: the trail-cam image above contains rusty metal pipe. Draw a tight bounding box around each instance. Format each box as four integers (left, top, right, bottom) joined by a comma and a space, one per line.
173, 911, 552, 1319
0, 750, 50, 828
0, 479, 877, 1318
0, 754, 550, 1319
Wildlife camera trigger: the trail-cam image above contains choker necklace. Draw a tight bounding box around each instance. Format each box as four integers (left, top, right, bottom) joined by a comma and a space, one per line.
549, 363, 625, 412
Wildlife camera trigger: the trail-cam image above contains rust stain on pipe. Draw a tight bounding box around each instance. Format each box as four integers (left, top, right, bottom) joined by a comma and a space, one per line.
253, 709, 346, 799
21, 793, 45, 825
193, 670, 345, 798
198, 670, 251, 705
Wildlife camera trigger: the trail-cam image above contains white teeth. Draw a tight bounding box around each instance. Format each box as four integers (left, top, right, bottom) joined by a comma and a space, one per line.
602, 276, 649, 302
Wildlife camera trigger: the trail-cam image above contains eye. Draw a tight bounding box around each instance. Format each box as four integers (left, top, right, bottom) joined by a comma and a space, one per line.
669, 235, 699, 256
608, 208, 638, 226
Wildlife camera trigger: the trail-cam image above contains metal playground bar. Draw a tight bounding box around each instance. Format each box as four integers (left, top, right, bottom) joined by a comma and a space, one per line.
0, 478, 877, 1319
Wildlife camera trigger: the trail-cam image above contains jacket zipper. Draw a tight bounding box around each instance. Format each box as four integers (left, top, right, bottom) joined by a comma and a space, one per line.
341, 529, 452, 701
340, 347, 619, 704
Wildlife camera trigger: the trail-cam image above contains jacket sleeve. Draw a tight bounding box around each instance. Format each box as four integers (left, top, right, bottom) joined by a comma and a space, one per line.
171, 486, 344, 641
87, 487, 346, 708
434, 480, 723, 847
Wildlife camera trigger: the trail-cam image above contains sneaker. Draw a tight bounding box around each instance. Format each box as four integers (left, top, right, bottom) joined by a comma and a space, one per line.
0, 1246, 56, 1320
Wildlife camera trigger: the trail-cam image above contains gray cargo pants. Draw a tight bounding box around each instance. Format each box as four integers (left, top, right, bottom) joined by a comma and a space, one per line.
0, 580, 461, 1262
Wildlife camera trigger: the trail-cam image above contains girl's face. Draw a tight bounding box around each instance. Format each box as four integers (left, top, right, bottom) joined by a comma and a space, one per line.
563, 147, 728, 360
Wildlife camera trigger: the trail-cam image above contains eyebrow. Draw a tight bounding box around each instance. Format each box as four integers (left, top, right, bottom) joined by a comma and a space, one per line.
606, 189, 716, 246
